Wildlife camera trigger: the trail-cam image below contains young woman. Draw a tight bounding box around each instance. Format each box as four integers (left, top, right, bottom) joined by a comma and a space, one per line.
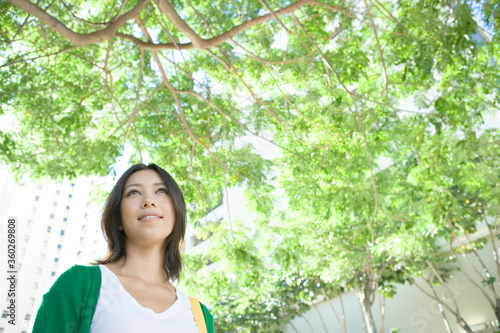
32, 163, 214, 333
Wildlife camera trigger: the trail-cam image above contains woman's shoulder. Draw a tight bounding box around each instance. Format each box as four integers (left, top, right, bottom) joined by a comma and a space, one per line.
33, 265, 101, 332
59, 264, 100, 277
51, 264, 101, 289
64, 264, 100, 273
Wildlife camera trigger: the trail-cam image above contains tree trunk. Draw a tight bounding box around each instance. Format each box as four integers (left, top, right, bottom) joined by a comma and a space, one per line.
414, 276, 474, 333
495, 299, 500, 328
425, 278, 453, 333
284, 314, 300, 333
359, 295, 378, 333
356, 279, 378, 333
313, 303, 329, 333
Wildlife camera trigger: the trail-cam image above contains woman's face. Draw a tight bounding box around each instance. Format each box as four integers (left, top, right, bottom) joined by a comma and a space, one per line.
120, 169, 176, 247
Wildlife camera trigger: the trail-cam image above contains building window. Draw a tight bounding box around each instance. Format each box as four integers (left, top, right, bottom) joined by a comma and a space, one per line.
35, 196, 39, 201
53, 202, 57, 207
2, 310, 7, 318
60, 230, 65, 236
54, 258, 59, 262
71, 183, 75, 187
63, 217, 67, 222
68, 194, 72, 198
65, 205, 70, 210
56, 190, 60, 195
47, 226, 51, 233
57, 244, 62, 249
50, 214, 54, 219
25, 314, 31, 321
51, 271, 56, 276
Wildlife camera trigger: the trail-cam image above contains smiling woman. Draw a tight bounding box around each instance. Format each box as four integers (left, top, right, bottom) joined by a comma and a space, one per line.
119, 169, 177, 249
31, 163, 214, 333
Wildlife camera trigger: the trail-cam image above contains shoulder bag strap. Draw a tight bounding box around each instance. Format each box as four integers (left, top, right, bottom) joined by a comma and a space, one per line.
189, 296, 208, 333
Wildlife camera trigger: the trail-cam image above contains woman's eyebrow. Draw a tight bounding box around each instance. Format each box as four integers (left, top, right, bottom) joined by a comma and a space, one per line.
125, 182, 165, 190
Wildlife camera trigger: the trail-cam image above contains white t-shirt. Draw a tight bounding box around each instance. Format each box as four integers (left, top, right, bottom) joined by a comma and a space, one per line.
89, 265, 199, 333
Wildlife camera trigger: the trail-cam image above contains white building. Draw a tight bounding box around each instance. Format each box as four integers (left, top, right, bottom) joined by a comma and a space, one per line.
0, 168, 107, 333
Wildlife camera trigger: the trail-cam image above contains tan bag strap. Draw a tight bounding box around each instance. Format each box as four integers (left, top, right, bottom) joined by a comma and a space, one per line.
189, 296, 208, 333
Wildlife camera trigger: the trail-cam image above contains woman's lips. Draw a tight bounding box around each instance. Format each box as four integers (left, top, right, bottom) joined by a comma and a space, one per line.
138, 214, 162, 221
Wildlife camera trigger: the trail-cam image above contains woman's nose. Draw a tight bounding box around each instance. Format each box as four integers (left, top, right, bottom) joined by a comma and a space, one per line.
142, 196, 156, 207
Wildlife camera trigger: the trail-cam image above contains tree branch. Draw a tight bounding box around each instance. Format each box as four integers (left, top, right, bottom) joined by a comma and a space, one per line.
369, 0, 410, 33
292, 12, 377, 244
177, 89, 301, 159
7, 0, 150, 45
258, 0, 291, 34
320, 287, 346, 333
449, 239, 495, 307
206, 48, 328, 149
185, 0, 215, 37
60, 1, 107, 28
363, 0, 389, 103
152, 0, 204, 46
11, 12, 31, 41
122, 0, 311, 49
135, 16, 248, 188
230, 38, 312, 64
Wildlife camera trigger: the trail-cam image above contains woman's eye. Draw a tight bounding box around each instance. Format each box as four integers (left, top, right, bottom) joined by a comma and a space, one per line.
157, 188, 167, 194
126, 190, 140, 196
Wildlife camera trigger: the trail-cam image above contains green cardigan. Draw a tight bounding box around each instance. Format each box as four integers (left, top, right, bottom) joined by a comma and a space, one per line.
32, 265, 214, 333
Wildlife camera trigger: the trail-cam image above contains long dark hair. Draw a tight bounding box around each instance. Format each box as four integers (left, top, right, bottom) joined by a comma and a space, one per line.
96, 163, 186, 281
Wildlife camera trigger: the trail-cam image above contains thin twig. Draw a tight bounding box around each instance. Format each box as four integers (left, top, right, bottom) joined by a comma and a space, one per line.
320, 287, 346, 333
258, 0, 291, 34
362, 0, 389, 104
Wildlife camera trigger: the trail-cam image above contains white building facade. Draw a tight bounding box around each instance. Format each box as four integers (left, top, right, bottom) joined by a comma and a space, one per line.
0, 168, 106, 333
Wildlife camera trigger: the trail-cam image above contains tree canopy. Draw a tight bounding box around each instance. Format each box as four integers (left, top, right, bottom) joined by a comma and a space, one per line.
1, 0, 500, 331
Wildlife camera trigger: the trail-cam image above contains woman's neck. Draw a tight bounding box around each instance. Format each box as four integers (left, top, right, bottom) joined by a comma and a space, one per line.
111, 245, 168, 284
